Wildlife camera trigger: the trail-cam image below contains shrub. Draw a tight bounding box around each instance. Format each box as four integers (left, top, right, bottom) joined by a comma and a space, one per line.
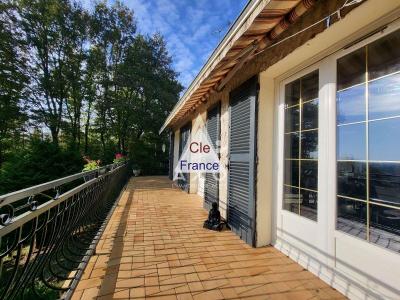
0, 139, 83, 195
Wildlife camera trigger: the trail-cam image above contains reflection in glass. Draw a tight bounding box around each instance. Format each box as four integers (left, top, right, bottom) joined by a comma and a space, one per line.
336, 30, 400, 253
284, 133, 299, 159
301, 71, 319, 101
337, 162, 367, 200
369, 73, 400, 120
369, 163, 400, 207
285, 79, 300, 107
337, 84, 366, 125
300, 161, 318, 190
337, 123, 366, 160
300, 189, 317, 221
370, 204, 400, 252
337, 197, 367, 240
368, 29, 400, 80
301, 130, 318, 159
283, 185, 299, 213
337, 47, 366, 91
284, 159, 299, 187
302, 99, 319, 130
369, 118, 400, 162
285, 106, 300, 133
284, 70, 319, 221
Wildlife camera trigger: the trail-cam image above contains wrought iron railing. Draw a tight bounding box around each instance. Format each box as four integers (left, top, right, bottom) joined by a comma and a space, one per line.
0, 162, 129, 300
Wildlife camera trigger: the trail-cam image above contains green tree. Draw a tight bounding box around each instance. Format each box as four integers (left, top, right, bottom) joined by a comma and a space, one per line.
0, 1, 28, 165
64, 2, 90, 149
0, 0, 183, 193
89, 1, 136, 158
19, 0, 73, 145
120, 34, 182, 173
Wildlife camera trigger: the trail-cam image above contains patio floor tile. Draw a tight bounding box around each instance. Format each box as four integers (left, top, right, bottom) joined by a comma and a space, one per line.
72, 176, 345, 299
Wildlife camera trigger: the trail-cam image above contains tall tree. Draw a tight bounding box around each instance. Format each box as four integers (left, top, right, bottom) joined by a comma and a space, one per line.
0, 1, 28, 165
19, 0, 72, 145
64, 3, 89, 148
90, 1, 136, 157
120, 33, 182, 173
82, 46, 100, 155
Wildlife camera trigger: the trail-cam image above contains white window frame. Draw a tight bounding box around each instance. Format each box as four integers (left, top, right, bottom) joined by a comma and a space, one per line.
278, 65, 322, 223
271, 13, 400, 298
328, 20, 400, 252
276, 18, 400, 257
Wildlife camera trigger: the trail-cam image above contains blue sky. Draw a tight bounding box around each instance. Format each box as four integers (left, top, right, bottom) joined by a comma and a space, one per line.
82, 0, 248, 89
129, 0, 248, 89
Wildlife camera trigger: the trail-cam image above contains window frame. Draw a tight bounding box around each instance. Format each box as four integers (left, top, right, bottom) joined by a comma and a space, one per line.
277, 19, 400, 252
279, 65, 321, 222
331, 23, 400, 252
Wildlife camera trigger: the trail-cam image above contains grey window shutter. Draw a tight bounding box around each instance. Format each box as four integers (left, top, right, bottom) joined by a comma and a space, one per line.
228, 76, 258, 246
179, 123, 191, 192
204, 104, 221, 210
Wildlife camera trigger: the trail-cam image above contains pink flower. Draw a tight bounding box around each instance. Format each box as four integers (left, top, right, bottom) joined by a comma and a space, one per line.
115, 153, 123, 159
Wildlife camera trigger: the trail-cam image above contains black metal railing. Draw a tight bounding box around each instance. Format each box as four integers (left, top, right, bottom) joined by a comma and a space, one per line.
0, 163, 130, 300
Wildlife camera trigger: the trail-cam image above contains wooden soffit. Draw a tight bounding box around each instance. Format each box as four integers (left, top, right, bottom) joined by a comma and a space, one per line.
161, 0, 302, 132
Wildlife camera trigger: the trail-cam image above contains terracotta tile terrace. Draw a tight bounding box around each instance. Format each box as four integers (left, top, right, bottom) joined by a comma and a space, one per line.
72, 176, 345, 300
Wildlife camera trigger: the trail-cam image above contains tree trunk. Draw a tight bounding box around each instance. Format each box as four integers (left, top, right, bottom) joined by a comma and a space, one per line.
51, 127, 59, 146
121, 137, 126, 155
84, 124, 89, 154
84, 99, 92, 154
0, 141, 4, 167
100, 130, 106, 157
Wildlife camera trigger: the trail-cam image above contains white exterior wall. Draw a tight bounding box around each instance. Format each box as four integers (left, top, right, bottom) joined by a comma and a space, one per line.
256, 75, 274, 247
197, 174, 205, 198
256, 1, 400, 299
173, 128, 180, 183
218, 94, 229, 219
191, 111, 207, 196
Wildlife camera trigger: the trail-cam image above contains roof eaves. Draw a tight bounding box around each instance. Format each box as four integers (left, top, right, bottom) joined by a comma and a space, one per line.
159, 0, 268, 134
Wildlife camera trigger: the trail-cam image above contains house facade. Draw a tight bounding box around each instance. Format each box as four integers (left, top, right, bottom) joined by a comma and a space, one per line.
161, 0, 400, 299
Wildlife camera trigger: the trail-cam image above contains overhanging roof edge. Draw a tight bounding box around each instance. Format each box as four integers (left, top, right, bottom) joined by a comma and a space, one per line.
159, 0, 268, 134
